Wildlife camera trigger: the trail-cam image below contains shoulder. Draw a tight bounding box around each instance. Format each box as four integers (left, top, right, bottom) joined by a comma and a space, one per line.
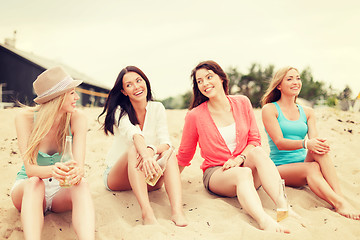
15, 107, 35, 125
229, 95, 253, 110
187, 102, 206, 116
70, 109, 87, 124
262, 102, 276, 113
149, 101, 166, 110
261, 103, 278, 120
301, 105, 314, 118
229, 94, 250, 103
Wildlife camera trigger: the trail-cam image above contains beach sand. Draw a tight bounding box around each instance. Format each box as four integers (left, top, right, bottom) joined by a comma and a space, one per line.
0, 106, 359, 239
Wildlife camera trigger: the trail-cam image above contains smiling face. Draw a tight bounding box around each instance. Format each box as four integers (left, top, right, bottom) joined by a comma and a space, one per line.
121, 71, 148, 103
61, 88, 80, 113
277, 69, 302, 97
195, 69, 224, 99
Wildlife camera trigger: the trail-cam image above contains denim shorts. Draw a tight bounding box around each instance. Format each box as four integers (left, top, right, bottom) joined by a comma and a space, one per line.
202, 166, 223, 195
103, 166, 112, 191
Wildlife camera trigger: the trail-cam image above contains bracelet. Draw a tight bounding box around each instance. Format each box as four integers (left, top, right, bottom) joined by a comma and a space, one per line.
146, 145, 157, 154
302, 139, 308, 149
239, 154, 246, 161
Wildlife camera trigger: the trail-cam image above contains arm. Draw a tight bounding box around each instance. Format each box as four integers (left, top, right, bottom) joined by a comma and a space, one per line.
67, 109, 88, 184
262, 103, 304, 150
133, 133, 162, 177
176, 111, 199, 173
16, 109, 54, 179
245, 97, 261, 149
304, 107, 330, 154
154, 103, 171, 154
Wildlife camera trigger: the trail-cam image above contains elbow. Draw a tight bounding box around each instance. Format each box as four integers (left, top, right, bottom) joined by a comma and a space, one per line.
273, 140, 286, 150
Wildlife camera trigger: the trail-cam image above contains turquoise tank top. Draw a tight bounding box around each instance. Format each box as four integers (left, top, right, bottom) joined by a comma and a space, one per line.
266, 102, 308, 166
16, 126, 72, 180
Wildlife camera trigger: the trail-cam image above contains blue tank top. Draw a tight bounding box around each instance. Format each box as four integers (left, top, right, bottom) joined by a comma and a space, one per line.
16, 125, 72, 180
266, 102, 308, 166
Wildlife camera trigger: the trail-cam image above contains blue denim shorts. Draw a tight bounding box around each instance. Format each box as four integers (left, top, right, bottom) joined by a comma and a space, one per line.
103, 166, 112, 191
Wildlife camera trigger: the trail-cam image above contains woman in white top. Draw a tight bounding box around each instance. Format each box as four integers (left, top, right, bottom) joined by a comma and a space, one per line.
99, 66, 187, 226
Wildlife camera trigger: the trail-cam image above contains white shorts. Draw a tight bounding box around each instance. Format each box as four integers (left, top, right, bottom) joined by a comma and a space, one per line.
11, 177, 62, 213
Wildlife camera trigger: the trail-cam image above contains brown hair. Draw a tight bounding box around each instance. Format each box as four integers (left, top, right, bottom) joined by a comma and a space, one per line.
189, 60, 229, 109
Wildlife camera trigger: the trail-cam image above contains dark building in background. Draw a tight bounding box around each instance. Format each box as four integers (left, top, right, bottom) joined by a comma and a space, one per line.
0, 41, 109, 107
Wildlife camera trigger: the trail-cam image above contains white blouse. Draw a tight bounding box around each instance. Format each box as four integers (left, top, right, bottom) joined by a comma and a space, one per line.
105, 101, 172, 167
217, 123, 236, 154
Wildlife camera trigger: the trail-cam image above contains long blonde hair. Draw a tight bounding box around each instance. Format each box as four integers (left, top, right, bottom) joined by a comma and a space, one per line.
24, 93, 71, 164
261, 66, 299, 106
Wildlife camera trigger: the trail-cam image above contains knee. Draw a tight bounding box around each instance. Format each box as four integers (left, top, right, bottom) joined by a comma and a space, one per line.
247, 146, 267, 164
71, 178, 90, 194
76, 178, 89, 188
306, 162, 321, 176
313, 152, 329, 164
24, 177, 45, 193
233, 167, 253, 182
24, 177, 45, 195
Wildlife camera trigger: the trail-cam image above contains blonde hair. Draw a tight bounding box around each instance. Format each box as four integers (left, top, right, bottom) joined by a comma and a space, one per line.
261, 66, 299, 106
24, 93, 71, 164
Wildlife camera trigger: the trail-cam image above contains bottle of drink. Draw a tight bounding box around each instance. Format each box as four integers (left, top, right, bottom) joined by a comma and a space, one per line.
145, 147, 174, 186
277, 179, 289, 222
59, 136, 74, 188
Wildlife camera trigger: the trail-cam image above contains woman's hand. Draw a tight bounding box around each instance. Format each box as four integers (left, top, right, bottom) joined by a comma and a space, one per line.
139, 155, 163, 179
222, 156, 243, 170
67, 160, 84, 185
52, 162, 70, 182
307, 137, 330, 155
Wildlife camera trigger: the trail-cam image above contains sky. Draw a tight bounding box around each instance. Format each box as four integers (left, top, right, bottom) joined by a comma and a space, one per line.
1, 0, 359, 99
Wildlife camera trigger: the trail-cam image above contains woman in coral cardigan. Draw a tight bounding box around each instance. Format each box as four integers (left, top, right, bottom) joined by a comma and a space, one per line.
177, 60, 290, 233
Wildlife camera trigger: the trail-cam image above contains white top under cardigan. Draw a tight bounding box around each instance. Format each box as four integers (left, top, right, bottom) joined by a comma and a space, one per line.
217, 123, 236, 154
105, 101, 172, 168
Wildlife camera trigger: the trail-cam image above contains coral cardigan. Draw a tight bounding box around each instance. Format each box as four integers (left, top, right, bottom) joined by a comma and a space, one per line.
177, 95, 261, 172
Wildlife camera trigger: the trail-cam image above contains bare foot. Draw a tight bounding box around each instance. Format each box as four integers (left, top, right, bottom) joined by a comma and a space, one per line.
171, 213, 188, 227
335, 200, 360, 220
259, 215, 290, 234
142, 212, 159, 225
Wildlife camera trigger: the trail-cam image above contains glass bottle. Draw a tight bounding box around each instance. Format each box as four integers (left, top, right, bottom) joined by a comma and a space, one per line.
59, 136, 74, 188
277, 179, 289, 222
145, 147, 174, 186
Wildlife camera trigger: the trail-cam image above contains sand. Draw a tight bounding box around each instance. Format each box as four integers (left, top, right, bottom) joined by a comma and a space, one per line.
0, 106, 359, 240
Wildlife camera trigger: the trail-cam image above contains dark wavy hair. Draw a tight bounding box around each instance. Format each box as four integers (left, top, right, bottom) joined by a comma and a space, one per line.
189, 60, 229, 110
98, 66, 153, 135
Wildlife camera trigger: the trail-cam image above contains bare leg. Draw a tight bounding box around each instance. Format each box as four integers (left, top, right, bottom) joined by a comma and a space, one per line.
306, 152, 342, 196
209, 167, 289, 233
162, 151, 187, 227
11, 177, 46, 240
244, 147, 287, 208
278, 162, 360, 220
52, 179, 95, 240
127, 145, 158, 225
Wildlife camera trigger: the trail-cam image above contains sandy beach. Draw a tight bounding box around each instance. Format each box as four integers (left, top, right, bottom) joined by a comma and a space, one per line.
0, 106, 359, 240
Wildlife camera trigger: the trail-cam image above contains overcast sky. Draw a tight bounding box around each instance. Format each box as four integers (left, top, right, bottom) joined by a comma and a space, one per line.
1, 0, 359, 99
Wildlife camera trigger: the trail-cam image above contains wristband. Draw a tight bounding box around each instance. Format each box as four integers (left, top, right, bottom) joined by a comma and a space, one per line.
147, 145, 157, 154
302, 139, 305, 149
305, 139, 308, 149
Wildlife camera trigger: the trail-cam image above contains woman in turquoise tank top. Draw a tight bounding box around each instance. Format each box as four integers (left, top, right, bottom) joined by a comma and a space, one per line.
10, 67, 95, 239
261, 67, 360, 220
